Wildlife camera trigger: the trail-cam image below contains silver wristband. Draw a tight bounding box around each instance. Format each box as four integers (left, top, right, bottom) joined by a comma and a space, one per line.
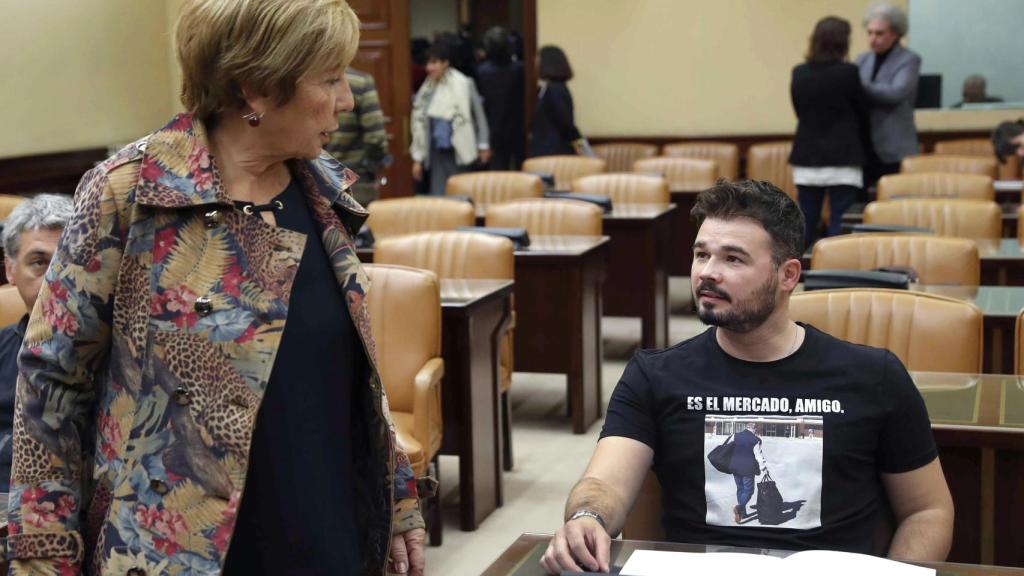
568, 509, 607, 530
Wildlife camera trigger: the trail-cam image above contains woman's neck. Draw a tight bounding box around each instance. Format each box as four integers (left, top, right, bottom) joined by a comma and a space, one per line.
207, 114, 290, 204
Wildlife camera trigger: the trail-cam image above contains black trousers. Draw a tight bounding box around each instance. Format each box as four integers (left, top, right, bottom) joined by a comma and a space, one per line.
798, 184, 861, 248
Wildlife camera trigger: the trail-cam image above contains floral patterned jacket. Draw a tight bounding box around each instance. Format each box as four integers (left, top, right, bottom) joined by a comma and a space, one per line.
4, 114, 422, 575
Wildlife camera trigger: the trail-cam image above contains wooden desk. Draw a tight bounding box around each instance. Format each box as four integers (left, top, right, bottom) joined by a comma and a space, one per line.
602, 204, 676, 349
482, 533, 1024, 575
995, 180, 1022, 203
841, 202, 1019, 239
514, 236, 610, 434
358, 236, 609, 434
976, 239, 1024, 285
668, 189, 702, 276
913, 372, 1024, 567
439, 279, 514, 531
477, 202, 675, 349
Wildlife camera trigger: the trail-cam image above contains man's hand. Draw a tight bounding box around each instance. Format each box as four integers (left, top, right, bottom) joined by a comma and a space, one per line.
412, 161, 423, 182
478, 149, 493, 165
389, 528, 426, 576
539, 517, 610, 575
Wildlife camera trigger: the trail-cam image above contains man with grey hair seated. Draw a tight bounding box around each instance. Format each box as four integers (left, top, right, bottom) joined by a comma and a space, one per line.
855, 2, 921, 188
0, 193, 73, 491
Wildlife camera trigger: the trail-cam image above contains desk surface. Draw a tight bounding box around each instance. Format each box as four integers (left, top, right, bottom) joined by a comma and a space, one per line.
482, 533, 1024, 576
475, 203, 676, 221
515, 235, 609, 256
976, 238, 1024, 260
912, 284, 1024, 318
439, 279, 514, 307
995, 180, 1023, 193
913, 372, 1024, 431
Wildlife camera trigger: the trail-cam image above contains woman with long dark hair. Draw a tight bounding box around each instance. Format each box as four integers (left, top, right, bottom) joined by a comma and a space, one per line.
789, 16, 873, 246
529, 45, 582, 157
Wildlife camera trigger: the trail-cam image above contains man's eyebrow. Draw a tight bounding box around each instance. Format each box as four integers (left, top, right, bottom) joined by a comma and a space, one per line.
692, 241, 752, 258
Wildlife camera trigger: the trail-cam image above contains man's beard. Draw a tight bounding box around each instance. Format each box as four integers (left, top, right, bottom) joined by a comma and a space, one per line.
694, 274, 779, 334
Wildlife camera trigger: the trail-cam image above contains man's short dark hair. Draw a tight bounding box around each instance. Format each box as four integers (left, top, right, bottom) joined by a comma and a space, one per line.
690, 179, 805, 265
992, 120, 1024, 164
426, 40, 450, 63
538, 45, 573, 82
483, 26, 512, 64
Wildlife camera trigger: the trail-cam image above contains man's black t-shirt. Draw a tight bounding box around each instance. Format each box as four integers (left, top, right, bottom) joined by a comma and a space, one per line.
601, 323, 937, 554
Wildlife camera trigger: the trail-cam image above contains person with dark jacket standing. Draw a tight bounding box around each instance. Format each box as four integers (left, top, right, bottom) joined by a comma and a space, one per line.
476, 27, 525, 169
790, 16, 873, 246
529, 45, 581, 157
729, 423, 763, 523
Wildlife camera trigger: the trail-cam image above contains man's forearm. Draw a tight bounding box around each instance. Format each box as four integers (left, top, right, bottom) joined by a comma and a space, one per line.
564, 476, 628, 537
887, 508, 953, 562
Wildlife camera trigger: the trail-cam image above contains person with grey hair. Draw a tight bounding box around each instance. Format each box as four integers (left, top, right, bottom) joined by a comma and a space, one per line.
0, 193, 73, 491
855, 2, 921, 188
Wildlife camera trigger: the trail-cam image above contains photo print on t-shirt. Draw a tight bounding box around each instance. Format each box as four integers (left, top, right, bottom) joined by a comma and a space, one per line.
703, 414, 823, 530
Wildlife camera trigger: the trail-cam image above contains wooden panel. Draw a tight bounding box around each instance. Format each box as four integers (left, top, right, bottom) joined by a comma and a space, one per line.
351, 0, 411, 199
0, 148, 106, 196
349, 0, 390, 29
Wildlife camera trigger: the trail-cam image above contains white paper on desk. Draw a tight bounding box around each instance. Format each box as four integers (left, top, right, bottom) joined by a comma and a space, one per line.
620, 549, 935, 576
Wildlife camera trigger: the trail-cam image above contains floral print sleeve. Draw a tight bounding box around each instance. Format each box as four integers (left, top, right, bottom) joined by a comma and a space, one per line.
7, 165, 125, 572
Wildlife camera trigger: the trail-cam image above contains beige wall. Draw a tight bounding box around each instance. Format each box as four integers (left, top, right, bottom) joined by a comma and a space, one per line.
537, 0, 1024, 137
0, 0, 177, 158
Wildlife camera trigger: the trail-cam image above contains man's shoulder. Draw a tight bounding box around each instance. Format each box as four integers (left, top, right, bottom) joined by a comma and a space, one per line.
346, 69, 376, 92
802, 323, 894, 367
633, 329, 713, 370
0, 321, 23, 355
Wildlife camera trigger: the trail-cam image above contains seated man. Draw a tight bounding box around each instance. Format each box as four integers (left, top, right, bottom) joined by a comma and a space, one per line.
993, 119, 1024, 165
541, 180, 954, 574
0, 194, 73, 491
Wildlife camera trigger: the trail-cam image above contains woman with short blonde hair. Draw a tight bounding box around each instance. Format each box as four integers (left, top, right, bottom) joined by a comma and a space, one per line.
6, 1, 427, 574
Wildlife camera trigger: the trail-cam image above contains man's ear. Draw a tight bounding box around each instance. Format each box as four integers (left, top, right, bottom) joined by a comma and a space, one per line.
779, 258, 802, 292
4, 256, 15, 288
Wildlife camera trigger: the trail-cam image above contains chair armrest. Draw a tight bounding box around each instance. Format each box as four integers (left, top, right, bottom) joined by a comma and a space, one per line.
413, 357, 445, 455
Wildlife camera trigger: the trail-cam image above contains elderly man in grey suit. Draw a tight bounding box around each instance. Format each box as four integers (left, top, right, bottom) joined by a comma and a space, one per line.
855, 3, 921, 188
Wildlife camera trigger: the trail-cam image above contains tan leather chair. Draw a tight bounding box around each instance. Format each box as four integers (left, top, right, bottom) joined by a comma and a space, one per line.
363, 264, 443, 544
592, 142, 658, 173
900, 154, 999, 179
810, 234, 980, 285
0, 284, 27, 327
876, 172, 994, 201
747, 141, 797, 199
0, 195, 25, 221
374, 232, 517, 468
445, 171, 543, 210
364, 264, 443, 478
1019, 205, 1024, 245
790, 288, 983, 373
1016, 309, 1024, 374
366, 197, 475, 240
485, 198, 603, 236
571, 173, 669, 204
522, 156, 607, 190
661, 141, 740, 181
633, 156, 717, 191
863, 199, 1001, 239
622, 470, 665, 541
935, 138, 1020, 181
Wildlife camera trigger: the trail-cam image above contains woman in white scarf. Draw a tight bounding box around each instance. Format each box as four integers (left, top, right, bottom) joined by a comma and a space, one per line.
410, 41, 491, 195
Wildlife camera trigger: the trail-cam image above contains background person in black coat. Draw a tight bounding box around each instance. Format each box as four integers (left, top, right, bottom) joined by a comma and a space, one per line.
476, 27, 525, 169
529, 45, 582, 157
789, 16, 873, 247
